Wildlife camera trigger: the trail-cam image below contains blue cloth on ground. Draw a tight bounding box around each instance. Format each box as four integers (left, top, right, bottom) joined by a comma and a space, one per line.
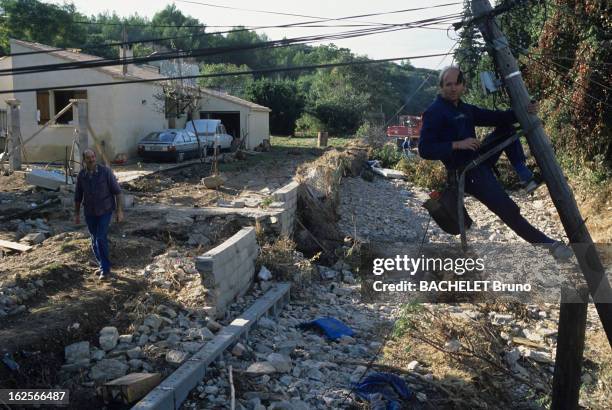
353, 372, 412, 410
297, 317, 354, 340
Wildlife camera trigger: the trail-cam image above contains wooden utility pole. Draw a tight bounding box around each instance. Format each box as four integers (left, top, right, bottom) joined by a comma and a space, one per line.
72, 99, 89, 173
471, 0, 612, 345
6, 99, 22, 172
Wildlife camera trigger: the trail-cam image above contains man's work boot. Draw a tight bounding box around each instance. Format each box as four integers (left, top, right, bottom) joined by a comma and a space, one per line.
520, 174, 544, 195
98, 271, 111, 281
548, 241, 573, 261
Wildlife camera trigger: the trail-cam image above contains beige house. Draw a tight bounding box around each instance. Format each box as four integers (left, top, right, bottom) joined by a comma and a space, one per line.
0, 39, 270, 162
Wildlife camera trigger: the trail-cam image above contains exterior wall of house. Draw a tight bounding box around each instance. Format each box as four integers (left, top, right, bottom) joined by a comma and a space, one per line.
248, 111, 270, 149
198, 95, 270, 150
2, 41, 270, 161
5, 41, 167, 162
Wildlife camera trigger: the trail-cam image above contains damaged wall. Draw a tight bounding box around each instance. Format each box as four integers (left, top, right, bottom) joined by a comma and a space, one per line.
195, 227, 258, 319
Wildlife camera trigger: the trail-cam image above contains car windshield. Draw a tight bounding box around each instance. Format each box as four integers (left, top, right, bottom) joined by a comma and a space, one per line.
186, 122, 217, 136
142, 132, 177, 143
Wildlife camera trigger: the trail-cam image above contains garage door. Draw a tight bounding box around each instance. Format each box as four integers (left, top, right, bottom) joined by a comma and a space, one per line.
199, 111, 241, 140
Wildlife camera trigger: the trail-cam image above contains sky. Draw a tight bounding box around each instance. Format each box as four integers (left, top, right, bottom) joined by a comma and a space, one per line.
45, 0, 463, 70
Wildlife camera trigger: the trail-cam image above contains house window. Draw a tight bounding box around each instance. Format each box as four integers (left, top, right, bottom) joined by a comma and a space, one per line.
54, 90, 87, 124
36, 91, 50, 125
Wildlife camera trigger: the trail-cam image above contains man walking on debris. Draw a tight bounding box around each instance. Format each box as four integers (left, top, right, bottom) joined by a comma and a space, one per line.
418, 66, 571, 259
74, 149, 123, 280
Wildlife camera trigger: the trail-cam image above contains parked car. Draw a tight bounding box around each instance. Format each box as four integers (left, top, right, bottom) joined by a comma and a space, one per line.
184, 119, 235, 151
137, 129, 202, 162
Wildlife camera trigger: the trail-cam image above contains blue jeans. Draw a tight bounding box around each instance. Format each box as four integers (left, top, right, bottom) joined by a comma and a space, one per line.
481, 127, 533, 182
85, 212, 113, 273
464, 165, 553, 244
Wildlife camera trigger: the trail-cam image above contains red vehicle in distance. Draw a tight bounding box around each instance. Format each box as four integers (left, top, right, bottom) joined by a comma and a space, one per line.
387, 115, 423, 149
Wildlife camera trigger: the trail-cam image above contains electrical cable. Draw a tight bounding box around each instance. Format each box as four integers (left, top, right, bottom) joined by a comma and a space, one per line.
2, 13, 463, 75
4, 8, 461, 58
0, 51, 455, 95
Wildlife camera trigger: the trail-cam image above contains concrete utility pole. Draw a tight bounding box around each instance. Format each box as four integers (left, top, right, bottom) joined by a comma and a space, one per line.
71, 99, 89, 173
471, 0, 611, 407
6, 99, 22, 171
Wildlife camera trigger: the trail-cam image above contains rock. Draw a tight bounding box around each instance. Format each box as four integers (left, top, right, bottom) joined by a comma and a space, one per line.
65, 341, 90, 364
187, 233, 211, 247
91, 349, 105, 361
416, 392, 427, 402
157, 305, 177, 318
181, 342, 204, 354
99, 327, 119, 351
9, 305, 26, 315
505, 348, 521, 366
118, 334, 133, 344
407, 360, 420, 371
137, 334, 149, 347
126, 347, 142, 359
128, 359, 144, 370
306, 368, 323, 381
489, 313, 514, 326
166, 333, 181, 346
266, 353, 292, 373
232, 342, 247, 357
89, 359, 128, 382
369, 342, 382, 350
444, 339, 461, 353
187, 327, 214, 341
258, 317, 276, 330
258, 266, 272, 281
164, 214, 194, 227
206, 320, 223, 333
166, 350, 190, 365
144, 314, 163, 332
318, 266, 338, 280
20, 232, 45, 245
338, 335, 355, 345
518, 346, 554, 363
204, 385, 219, 395
61, 359, 91, 372
246, 362, 277, 375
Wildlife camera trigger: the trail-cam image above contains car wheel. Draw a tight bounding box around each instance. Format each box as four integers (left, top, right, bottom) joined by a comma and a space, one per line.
176, 152, 185, 163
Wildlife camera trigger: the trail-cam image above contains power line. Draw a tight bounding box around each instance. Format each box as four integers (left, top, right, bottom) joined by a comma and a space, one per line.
3, 13, 462, 77
1, 26, 411, 76
177, 0, 462, 27
4, 9, 461, 59
0, 51, 453, 95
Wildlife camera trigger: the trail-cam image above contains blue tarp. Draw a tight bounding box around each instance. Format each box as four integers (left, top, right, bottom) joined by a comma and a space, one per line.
353, 372, 412, 410
297, 317, 354, 341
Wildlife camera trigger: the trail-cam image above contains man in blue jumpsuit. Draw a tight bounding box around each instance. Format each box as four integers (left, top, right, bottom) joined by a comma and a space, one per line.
418, 66, 570, 258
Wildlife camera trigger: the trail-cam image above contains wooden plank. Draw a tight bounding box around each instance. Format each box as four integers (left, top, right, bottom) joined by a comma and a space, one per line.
0, 239, 32, 252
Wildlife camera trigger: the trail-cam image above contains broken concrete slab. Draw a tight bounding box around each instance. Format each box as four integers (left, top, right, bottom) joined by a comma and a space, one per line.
25, 169, 71, 191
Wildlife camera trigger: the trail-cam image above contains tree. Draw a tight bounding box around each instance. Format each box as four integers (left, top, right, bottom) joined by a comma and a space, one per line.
243, 78, 304, 135
198, 63, 253, 97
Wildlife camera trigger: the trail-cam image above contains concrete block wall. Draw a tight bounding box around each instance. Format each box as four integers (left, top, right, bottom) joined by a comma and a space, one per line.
272, 181, 299, 237
195, 227, 258, 318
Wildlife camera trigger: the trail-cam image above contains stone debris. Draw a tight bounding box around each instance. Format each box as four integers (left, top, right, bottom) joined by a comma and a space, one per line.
99, 327, 120, 351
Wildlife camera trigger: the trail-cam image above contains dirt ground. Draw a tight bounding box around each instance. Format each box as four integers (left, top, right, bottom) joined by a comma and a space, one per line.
0, 139, 331, 406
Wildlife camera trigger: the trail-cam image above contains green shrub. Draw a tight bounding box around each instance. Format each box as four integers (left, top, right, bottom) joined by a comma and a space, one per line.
395, 157, 446, 191
294, 113, 323, 137
371, 143, 403, 168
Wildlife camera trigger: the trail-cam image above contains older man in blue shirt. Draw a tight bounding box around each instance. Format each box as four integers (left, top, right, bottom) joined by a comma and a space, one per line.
74, 149, 123, 280
419, 66, 571, 259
